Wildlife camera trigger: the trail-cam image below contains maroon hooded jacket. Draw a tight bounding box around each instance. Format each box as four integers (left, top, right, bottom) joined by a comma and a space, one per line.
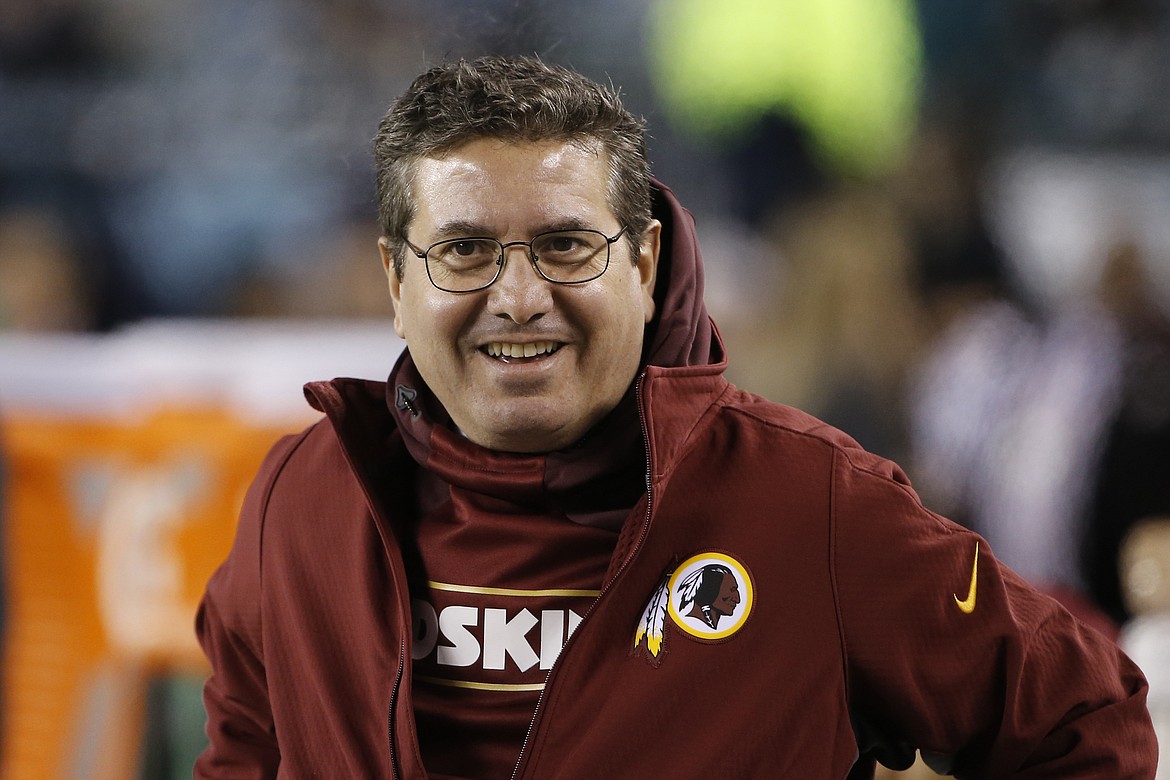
196, 182, 1156, 778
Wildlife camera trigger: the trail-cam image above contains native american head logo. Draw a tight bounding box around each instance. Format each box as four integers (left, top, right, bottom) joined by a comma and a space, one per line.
675, 564, 741, 629
633, 552, 754, 664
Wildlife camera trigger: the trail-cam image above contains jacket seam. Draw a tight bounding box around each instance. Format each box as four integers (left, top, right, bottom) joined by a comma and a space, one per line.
723, 404, 956, 531
828, 448, 852, 715
253, 424, 320, 655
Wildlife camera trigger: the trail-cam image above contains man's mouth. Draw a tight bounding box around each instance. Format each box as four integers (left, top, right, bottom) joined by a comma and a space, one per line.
483, 341, 562, 360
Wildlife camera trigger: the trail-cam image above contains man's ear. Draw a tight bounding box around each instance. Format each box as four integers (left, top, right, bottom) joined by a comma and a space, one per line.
379, 237, 406, 339
638, 220, 662, 324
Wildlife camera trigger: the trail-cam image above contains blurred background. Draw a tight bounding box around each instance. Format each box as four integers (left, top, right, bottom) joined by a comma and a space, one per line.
1, 0, 1168, 777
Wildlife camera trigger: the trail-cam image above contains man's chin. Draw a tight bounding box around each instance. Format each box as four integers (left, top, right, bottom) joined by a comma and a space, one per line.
460, 411, 578, 454
471, 428, 574, 454
453, 393, 615, 453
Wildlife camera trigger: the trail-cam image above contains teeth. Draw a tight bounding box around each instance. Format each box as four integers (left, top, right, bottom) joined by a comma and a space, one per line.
486, 341, 560, 358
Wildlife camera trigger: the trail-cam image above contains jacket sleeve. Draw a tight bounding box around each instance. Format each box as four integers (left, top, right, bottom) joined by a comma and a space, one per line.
194, 433, 306, 779
830, 449, 1157, 778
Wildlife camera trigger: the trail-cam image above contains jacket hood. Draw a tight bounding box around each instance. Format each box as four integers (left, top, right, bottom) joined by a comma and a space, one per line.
643, 178, 723, 370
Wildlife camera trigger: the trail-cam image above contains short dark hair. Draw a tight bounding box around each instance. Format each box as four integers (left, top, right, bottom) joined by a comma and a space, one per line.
694, 565, 734, 607
373, 55, 652, 278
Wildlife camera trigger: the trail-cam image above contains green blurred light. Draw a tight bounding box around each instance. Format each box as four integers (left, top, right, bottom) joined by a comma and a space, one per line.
648, 0, 923, 177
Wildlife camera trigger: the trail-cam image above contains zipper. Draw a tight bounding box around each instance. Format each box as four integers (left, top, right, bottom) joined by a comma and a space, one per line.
388, 638, 405, 779
510, 372, 657, 779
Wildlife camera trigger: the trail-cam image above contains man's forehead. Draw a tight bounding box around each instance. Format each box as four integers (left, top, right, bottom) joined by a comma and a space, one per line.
407, 138, 616, 234
412, 138, 607, 183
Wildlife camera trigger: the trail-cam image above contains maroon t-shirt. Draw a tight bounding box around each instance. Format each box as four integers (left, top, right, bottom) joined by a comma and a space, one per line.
409, 465, 621, 777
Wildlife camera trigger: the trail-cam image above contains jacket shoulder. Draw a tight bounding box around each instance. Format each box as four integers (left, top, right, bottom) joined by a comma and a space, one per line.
716, 384, 910, 485
219, 420, 335, 576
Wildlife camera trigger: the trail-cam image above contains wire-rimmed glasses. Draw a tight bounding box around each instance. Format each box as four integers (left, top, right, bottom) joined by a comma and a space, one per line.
402, 226, 628, 293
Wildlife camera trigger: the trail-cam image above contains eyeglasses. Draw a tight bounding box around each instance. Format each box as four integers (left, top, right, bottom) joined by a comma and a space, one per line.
402, 226, 629, 293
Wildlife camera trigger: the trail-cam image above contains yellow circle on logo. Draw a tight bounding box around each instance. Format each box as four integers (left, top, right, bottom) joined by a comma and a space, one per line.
667, 552, 754, 640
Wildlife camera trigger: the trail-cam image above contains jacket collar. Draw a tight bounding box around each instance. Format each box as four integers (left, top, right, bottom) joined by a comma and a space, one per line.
639, 357, 730, 487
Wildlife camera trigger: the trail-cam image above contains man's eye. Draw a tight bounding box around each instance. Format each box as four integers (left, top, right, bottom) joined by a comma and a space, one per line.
548, 236, 580, 252
535, 232, 597, 260
434, 239, 496, 264
453, 240, 486, 256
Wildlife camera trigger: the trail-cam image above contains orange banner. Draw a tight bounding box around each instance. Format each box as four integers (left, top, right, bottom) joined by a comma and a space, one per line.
1, 406, 296, 779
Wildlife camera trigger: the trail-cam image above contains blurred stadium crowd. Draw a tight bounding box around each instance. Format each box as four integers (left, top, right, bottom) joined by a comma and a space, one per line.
2, 0, 1170, 777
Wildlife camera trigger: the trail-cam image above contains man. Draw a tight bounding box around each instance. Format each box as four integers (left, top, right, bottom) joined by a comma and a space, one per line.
195, 56, 1157, 778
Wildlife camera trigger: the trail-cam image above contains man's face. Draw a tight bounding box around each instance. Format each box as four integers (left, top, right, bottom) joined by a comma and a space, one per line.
382, 138, 660, 453
714, 573, 741, 617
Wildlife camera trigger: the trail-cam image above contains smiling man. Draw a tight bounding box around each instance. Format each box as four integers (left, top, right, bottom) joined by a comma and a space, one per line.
195, 56, 1156, 779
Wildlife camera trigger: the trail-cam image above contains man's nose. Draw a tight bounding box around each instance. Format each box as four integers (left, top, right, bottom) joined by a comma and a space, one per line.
485, 245, 553, 324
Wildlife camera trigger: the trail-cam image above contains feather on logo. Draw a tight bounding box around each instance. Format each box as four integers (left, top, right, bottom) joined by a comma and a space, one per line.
633, 574, 671, 662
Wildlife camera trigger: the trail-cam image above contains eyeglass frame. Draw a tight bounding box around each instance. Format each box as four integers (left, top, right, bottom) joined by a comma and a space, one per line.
401, 225, 630, 293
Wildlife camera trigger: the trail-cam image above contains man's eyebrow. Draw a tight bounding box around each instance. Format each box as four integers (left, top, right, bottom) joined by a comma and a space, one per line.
534, 216, 593, 233
430, 216, 599, 239
430, 220, 493, 239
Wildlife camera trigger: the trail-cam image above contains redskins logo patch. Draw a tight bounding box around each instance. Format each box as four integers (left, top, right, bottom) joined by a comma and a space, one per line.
633, 552, 754, 664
